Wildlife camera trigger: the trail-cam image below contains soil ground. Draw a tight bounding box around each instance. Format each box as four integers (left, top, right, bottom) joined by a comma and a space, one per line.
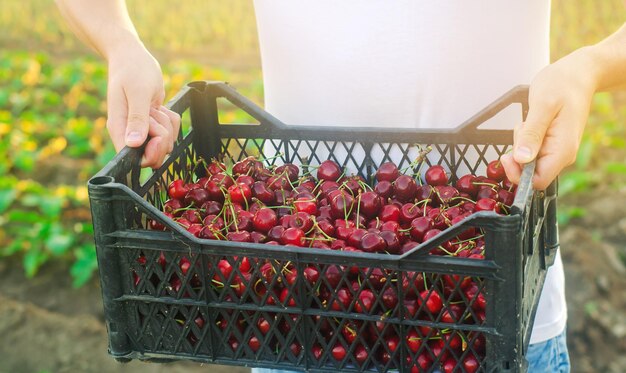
0, 188, 625, 373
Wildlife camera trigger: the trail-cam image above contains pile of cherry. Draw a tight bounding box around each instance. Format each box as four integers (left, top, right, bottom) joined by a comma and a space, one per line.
140, 156, 516, 372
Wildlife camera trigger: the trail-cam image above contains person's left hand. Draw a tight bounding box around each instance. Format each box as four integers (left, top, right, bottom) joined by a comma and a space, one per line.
500, 48, 598, 190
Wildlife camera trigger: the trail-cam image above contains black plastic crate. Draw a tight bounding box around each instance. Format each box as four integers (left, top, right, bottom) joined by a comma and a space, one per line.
88, 81, 558, 372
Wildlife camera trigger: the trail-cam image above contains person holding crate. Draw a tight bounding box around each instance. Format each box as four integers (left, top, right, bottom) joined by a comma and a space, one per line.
56, 0, 626, 371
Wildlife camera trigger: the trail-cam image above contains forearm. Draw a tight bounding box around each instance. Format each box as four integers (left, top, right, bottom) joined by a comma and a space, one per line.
583, 23, 626, 92
55, 0, 144, 61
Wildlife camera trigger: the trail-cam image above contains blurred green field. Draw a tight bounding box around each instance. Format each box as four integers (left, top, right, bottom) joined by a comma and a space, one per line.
0, 0, 625, 285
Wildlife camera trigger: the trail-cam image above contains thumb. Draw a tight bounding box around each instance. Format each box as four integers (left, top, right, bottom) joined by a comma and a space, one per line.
124, 92, 152, 148
514, 97, 559, 164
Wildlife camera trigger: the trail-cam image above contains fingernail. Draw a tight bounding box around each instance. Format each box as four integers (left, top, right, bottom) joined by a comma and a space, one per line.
127, 131, 142, 142
515, 146, 533, 162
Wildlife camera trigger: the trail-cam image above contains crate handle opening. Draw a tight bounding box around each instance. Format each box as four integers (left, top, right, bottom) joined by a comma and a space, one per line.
89, 175, 115, 186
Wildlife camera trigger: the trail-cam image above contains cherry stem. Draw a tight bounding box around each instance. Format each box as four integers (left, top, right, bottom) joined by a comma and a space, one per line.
450, 234, 484, 245
312, 217, 334, 241
449, 196, 475, 204
260, 152, 285, 166
438, 245, 456, 256
473, 181, 498, 189
355, 193, 362, 227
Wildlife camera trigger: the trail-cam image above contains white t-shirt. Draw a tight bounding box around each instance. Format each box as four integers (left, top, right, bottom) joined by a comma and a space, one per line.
253, 0, 566, 344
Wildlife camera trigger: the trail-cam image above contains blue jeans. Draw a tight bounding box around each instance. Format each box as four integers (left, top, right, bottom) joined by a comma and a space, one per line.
251, 329, 570, 373
526, 328, 571, 372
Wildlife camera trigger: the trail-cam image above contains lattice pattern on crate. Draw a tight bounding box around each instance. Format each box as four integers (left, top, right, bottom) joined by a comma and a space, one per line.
124, 244, 490, 370
129, 303, 212, 356
127, 248, 208, 301
132, 132, 512, 233
212, 309, 304, 365
220, 138, 510, 184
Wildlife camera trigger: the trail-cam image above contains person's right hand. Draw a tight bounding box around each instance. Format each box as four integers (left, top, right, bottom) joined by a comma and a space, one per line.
106, 45, 180, 168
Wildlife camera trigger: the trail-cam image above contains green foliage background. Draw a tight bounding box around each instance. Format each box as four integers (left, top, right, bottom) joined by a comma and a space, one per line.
0, 0, 624, 286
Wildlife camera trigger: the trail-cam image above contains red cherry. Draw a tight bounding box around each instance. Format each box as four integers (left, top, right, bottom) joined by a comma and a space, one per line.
497, 188, 515, 206
281, 227, 305, 246
442, 358, 458, 373
317, 160, 342, 181
360, 232, 387, 253
279, 287, 296, 307
393, 175, 418, 202
248, 335, 261, 352
380, 204, 401, 222
475, 198, 501, 213
419, 290, 443, 315
289, 211, 314, 232
294, 197, 317, 215
205, 179, 226, 202
252, 208, 277, 233
149, 219, 166, 231
256, 316, 271, 335
400, 203, 422, 224
163, 198, 184, 215
232, 156, 255, 176
381, 287, 399, 310
331, 344, 347, 361
379, 230, 401, 254
345, 227, 366, 247
184, 188, 210, 207
422, 228, 442, 243
434, 185, 460, 205
316, 219, 335, 237
456, 174, 479, 198
386, 334, 400, 353
267, 225, 286, 242
329, 191, 355, 219
186, 223, 203, 237
311, 344, 324, 360
425, 165, 448, 186
354, 344, 368, 366
329, 287, 352, 311
487, 160, 506, 182
323, 265, 342, 289
178, 257, 192, 275
406, 329, 422, 353
463, 353, 480, 373
374, 180, 394, 199
168, 179, 189, 200
476, 186, 498, 200
410, 217, 434, 242
354, 289, 375, 313
376, 161, 400, 182
226, 231, 252, 242
250, 231, 267, 243
358, 191, 383, 218
228, 183, 252, 204
340, 320, 360, 344
252, 181, 275, 204
275, 163, 300, 182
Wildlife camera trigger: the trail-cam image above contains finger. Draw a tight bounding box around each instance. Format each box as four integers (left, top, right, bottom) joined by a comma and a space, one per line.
532, 125, 581, 190
500, 153, 522, 185
124, 88, 153, 148
150, 107, 175, 152
513, 94, 561, 164
141, 137, 162, 169
141, 117, 170, 168
106, 85, 128, 152
160, 106, 181, 141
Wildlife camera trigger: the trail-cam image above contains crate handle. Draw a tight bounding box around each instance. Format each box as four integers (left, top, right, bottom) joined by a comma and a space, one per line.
457, 85, 529, 134
187, 80, 288, 131
398, 211, 520, 260
511, 160, 536, 216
